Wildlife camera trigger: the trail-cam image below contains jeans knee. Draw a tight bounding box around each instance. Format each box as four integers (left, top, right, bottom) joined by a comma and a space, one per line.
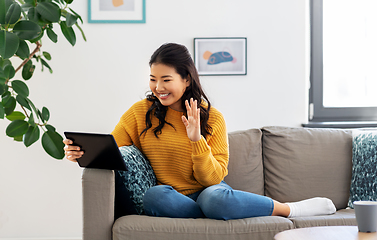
144, 185, 172, 203
143, 185, 204, 218
197, 185, 232, 219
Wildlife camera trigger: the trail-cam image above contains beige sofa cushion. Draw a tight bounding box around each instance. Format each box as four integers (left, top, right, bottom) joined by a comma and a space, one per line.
289, 209, 356, 228
224, 129, 264, 195
262, 126, 352, 209
113, 215, 293, 240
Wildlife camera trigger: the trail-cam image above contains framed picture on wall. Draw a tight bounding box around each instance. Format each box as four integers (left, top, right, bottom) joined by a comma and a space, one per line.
194, 37, 247, 76
88, 0, 146, 23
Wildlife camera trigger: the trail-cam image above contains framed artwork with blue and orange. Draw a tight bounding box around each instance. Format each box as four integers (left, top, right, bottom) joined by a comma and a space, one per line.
88, 0, 146, 23
194, 38, 247, 76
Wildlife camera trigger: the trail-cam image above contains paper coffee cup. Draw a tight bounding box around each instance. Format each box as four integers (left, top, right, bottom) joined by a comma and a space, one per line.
354, 201, 377, 233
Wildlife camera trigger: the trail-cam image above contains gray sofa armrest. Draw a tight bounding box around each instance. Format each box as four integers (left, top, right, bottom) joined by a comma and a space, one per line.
82, 169, 115, 240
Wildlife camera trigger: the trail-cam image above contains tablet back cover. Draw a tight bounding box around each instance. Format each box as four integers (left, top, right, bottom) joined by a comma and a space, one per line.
64, 132, 127, 171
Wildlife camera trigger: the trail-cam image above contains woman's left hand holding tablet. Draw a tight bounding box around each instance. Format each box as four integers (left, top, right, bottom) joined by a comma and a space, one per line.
63, 139, 84, 162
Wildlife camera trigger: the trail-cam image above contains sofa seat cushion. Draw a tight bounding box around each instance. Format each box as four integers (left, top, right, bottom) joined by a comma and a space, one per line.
262, 126, 352, 209
225, 129, 264, 195
289, 209, 356, 228
113, 215, 294, 240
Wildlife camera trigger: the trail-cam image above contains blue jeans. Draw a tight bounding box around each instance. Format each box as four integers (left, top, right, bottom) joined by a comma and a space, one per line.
143, 181, 274, 220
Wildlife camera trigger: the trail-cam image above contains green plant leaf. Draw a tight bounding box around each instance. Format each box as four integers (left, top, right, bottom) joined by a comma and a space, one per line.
0, 104, 4, 119
2, 90, 10, 97
0, 30, 20, 59
0, 82, 7, 95
29, 28, 44, 43
65, 12, 77, 27
74, 22, 86, 42
23, 125, 40, 147
27, 7, 39, 23
22, 60, 34, 80
24, 0, 36, 7
5, 2, 21, 25
42, 130, 65, 159
60, 21, 76, 46
68, 8, 83, 24
6, 111, 25, 121
4, 64, 15, 79
16, 95, 31, 110
64, 0, 74, 4
41, 106, 49, 121
3, 96, 16, 115
6, 119, 28, 137
0, 57, 12, 69
0, 68, 5, 79
2, 93, 14, 108
40, 58, 52, 73
37, 109, 43, 122
0, 0, 14, 24
15, 39, 30, 59
13, 20, 42, 40
45, 124, 55, 132
12, 80, 29, 97
14, 135, 23, 141
28, 112, 36, 126
21, 2, 34, 12
2, 90, 10, 98
25, 97, 40, 121
42, 51, 51, 60
36, 2, 60, 23
28, 6, 52, 26
46, 27, 58, 43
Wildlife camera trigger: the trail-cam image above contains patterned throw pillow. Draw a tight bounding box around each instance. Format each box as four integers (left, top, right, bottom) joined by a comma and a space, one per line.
348, 131, 377, 208
115, 145, 156, 217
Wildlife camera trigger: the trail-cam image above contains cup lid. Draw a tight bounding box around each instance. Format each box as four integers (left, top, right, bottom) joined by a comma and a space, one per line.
353, 200, 377, 205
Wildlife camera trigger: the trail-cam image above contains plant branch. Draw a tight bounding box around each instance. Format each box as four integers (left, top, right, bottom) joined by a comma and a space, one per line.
20, 105, 44, 127
20, 105, 30, 119
14, 41, 42, 74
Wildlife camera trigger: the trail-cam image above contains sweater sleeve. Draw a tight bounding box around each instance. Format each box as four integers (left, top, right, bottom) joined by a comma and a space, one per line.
190, 110, 229, 187
111, 104, 140, 148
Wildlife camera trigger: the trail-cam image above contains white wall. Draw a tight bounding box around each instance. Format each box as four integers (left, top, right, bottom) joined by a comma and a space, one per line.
0, 0, 309, 238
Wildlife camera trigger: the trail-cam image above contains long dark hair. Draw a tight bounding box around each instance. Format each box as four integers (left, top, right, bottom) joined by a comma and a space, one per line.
141, 43, 212, 139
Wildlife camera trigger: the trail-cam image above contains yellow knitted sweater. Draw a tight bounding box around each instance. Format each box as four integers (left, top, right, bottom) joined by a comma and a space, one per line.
111, 99, 229, 195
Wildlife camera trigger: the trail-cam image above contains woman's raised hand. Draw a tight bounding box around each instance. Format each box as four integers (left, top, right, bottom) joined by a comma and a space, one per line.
181, 98, 201, 142
63, 139, 84, 162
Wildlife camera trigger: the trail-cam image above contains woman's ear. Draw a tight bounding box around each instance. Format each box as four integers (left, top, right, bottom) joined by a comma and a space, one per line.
185, 75, 191, 87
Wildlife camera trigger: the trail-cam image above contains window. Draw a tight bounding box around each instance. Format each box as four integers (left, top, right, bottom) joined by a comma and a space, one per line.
308, 0, 377, 127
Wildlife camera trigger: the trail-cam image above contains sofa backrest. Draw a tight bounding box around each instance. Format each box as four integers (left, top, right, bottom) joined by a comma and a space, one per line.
261, 126, 353, 210
225, 129, 264, 196
225, 126, 353, 210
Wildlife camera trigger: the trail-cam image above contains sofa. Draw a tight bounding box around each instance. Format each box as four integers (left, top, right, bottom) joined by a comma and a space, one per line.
82, 126, 359, 240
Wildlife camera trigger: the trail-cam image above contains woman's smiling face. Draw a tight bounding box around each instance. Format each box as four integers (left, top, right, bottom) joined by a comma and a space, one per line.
149, 63, 190, 112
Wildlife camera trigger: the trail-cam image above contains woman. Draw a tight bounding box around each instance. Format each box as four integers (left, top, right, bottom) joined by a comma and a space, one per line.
64, 43, 336, 220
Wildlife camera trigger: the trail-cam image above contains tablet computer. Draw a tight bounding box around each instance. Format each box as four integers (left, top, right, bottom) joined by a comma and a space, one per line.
64, 132, 127, 171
